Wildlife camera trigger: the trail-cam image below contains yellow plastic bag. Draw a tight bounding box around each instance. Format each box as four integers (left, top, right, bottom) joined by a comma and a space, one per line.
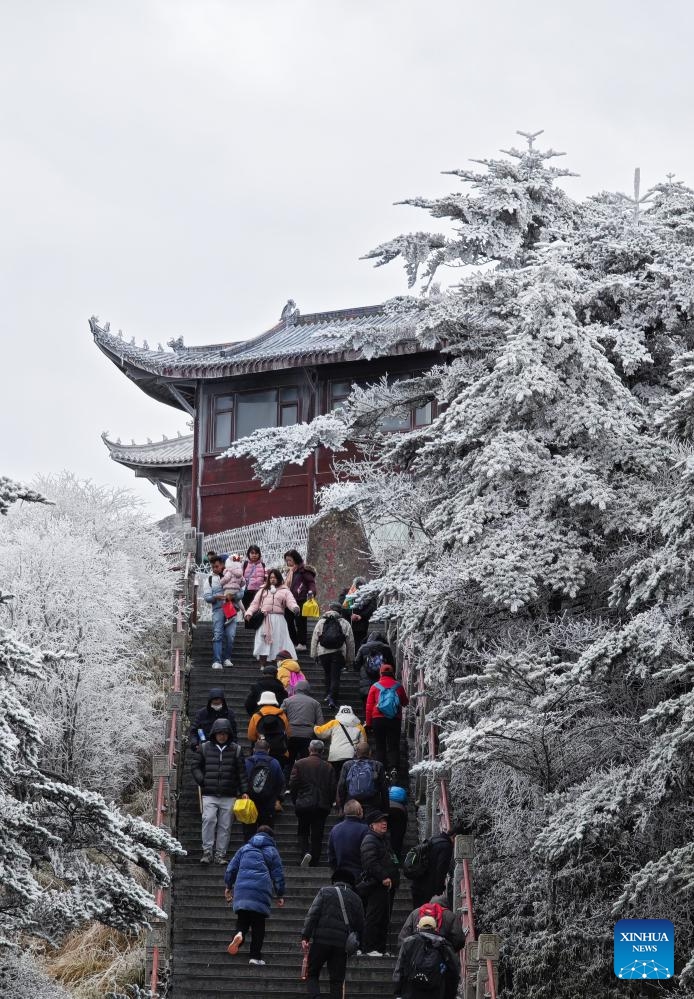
302, 597, 320, 618
233, 797, 258, 825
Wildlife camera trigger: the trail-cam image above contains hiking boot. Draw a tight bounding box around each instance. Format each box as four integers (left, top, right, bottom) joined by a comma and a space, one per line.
295, 644, 307, 651
227, 932, 243, 956
300, 852, 312, 867
223, 659, 233, 668
200, 851, 212, 865
211, 661, 223, 670
214, 854, 227, 864
366, 950, 383, 957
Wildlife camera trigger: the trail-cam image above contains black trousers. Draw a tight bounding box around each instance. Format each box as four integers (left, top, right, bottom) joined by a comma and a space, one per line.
318, 651, 345, 701
285, 604, 308, 645
242, 589, 259, 610
242, 804, 275, 842
360, 882, 393, 953
235, 909, 266, 958
306, 941, 348, 999
296, 808, 329, 865
287, 735, 311, 774
371, 716, 402, 771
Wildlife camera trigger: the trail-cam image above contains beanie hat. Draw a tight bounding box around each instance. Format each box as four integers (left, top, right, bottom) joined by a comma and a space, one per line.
379, 663, 395, 675
389, 785, 407, 804
418, 916, 437, 930
258, 690, 279, 707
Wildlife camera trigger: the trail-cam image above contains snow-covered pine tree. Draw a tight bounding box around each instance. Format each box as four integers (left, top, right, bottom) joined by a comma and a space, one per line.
226, 136, 694, 993
0, 477, 183, 955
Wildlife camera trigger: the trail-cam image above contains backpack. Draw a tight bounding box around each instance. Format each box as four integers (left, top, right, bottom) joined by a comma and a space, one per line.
374, 681, 401, 719
256, 712, 288, 754
346, 759, 376, 798
419, 902, 445, 931
410, 934, 446, 992
320, 614, 344, 650
365, 651, 384, 679
288, 669, 307, 694
248, 757, 273, 798
403, 839, 431, 880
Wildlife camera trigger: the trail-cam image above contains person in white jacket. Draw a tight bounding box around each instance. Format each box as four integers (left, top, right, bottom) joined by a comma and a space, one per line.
314, 705, 367, 780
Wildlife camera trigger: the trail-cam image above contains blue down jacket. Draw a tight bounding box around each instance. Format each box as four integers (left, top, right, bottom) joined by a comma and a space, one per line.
224, 831, 285, 916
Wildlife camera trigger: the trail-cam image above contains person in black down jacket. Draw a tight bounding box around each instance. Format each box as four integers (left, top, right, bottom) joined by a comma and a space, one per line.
410, 829, 458, 908
393, 915, 459, 999
353, 632, 395, 711
289, 739, 336, 867
301, 868, 364, 999
359, 809, 400, 956
189, 687, 237, 749
244, 664, 289, 716
192, 718, 249, 865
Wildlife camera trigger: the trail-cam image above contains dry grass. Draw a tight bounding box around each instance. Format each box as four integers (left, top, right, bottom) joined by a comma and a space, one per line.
42, 923, 144, 999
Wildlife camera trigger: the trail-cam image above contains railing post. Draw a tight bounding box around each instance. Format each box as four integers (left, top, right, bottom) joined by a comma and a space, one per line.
476, 934, 500, 999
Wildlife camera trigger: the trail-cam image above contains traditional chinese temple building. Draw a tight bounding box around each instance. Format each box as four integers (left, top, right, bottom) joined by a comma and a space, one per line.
92, 301, 439, 536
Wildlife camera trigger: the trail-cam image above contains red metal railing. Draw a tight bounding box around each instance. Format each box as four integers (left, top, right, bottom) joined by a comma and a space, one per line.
149, 550, 193, 996
399, 637, 498, 999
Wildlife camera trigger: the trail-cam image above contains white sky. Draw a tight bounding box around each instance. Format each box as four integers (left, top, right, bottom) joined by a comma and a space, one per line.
2, 0, 691, 519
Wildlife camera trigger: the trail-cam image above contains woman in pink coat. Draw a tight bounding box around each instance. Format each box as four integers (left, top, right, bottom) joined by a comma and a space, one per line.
245, 569, 300, 664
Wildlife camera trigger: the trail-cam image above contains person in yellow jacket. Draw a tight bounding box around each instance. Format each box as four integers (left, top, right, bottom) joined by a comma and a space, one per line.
276, 651, 306, 693
314, 704, 367, 780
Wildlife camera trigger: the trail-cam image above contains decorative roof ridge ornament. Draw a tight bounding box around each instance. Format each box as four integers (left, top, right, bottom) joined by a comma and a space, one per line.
280, 299, 300, 324
167, 335, 185, 352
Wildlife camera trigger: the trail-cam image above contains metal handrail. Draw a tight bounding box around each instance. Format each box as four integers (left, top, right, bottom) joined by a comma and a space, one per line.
149, 550, 194, 997
398, 635, 498, 999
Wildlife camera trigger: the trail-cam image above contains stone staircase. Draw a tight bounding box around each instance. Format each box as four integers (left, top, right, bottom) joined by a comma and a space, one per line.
170, 619, 414, 999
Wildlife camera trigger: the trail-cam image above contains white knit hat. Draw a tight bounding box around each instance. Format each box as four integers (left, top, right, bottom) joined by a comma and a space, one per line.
258, 690, 279, 707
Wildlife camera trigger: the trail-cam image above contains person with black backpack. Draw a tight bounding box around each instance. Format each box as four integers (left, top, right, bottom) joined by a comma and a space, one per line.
243, 737, 285, 841
310, 603, 354, 710
336, 742, 388, 814
393, 914, 459, 999
353, 631, 395, 712
404, 828, 459, 908
247, 690, 291, 763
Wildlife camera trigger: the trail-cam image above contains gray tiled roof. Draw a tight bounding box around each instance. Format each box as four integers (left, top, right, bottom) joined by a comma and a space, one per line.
90, 304, 416, 379
102, 432, 193, 467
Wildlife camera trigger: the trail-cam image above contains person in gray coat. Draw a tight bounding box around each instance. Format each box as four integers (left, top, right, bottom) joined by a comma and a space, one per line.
281, 680, 324, 775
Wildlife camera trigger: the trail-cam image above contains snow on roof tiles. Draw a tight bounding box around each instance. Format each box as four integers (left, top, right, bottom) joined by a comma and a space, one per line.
101, 432, 193, 467
90, 304, 414, 379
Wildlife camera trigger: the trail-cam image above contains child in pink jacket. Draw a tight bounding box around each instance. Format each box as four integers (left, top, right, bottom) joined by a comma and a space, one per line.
220, 554, 245, 601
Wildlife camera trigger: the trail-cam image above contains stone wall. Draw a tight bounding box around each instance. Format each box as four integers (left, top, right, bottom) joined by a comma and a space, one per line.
306, 509, 373, 605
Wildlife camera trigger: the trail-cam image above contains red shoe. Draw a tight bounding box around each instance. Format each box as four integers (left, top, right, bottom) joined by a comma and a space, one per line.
227, 932, 243, 956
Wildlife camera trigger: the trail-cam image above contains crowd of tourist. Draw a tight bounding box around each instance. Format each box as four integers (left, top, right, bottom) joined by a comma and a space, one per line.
192, 544, 464, 999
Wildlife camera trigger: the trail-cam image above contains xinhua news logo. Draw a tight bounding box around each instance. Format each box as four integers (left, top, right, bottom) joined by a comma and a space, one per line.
614, 919, 674, 980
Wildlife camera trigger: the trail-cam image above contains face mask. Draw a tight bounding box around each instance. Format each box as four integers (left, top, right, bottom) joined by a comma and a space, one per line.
211, 703, 223, 711
270, 585, 277, 594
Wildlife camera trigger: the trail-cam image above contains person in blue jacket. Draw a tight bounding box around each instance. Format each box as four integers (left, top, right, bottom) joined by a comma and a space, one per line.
224, 826, 286, 966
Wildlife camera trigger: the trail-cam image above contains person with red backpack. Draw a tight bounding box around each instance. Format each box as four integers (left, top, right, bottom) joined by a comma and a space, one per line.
397, 895, 466, 951
365, 663, 409, 779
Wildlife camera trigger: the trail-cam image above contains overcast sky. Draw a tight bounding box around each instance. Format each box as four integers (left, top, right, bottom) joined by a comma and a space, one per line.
2, 1, 691, 519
